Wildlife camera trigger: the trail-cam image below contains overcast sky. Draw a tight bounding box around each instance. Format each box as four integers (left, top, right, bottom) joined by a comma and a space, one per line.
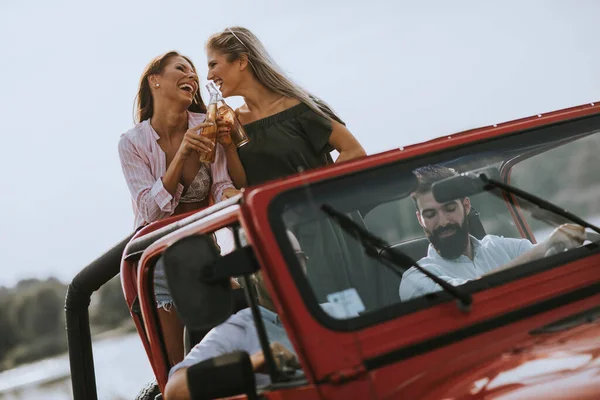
1, 0, 599, 287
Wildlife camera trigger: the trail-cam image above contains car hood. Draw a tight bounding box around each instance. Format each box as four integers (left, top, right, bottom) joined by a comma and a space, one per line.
420, 318, 600, 400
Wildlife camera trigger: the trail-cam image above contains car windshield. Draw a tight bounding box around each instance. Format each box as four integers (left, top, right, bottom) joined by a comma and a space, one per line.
268, 118, 600, 329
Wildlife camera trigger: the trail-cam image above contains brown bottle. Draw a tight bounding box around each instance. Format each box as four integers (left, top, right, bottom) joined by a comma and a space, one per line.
198, 84, 218, 163
207, 81, 250, 148
217, 103, 250, 148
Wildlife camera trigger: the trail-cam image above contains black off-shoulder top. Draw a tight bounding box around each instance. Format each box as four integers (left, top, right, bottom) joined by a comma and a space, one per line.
238, 102, 342, 187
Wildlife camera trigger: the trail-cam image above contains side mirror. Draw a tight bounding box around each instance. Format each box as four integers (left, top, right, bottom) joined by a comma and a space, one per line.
164, 234, 233, 332
187, 351, 257, 400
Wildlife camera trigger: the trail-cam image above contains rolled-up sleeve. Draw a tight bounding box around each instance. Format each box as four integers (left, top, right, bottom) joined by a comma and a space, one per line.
169, 321, 241, 379
210, 143, 235, 203
118, 135, 184, 224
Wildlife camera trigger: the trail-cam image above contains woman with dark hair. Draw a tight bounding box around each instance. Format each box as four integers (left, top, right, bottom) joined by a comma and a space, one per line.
205, 27, 366, 189
118, 51, 238, 365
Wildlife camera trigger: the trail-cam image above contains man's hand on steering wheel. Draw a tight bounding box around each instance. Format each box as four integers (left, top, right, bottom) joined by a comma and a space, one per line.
543, 224, 586, 256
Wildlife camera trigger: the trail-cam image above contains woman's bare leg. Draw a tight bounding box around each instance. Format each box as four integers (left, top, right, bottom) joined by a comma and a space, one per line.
157, 306, 184, 366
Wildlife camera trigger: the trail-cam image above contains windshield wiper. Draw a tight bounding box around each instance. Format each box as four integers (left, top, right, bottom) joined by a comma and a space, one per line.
433, 169, 600, 237
478, 173, 600, 236
321, 204, 472, 312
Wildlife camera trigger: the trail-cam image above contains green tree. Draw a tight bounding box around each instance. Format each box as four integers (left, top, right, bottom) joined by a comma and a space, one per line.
0, 278, 68, 370
8, 278, 66, 341
0, 290, 18, 359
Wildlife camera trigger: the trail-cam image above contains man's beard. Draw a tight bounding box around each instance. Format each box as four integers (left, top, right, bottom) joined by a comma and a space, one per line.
426, 215, 470, 259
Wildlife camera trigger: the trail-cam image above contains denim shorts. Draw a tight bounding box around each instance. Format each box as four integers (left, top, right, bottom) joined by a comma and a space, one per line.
153, 257, 174, 310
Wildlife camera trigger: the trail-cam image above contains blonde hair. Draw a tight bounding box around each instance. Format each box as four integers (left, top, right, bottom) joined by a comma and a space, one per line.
206, 26, 337, 121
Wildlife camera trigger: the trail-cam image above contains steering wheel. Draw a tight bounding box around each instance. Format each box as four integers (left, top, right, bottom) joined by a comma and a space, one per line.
586, 231, 600, 243
544, 241, 567, 257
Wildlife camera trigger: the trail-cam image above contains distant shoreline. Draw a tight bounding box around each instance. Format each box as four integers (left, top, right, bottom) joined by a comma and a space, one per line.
0, 330, 140, 395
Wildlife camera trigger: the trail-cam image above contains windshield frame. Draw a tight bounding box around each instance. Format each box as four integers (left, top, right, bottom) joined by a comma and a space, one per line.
500, 132, 598, 243
267, 113, 600, 332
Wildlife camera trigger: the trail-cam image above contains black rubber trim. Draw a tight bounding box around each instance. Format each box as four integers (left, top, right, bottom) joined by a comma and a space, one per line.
363, 282, 600, 371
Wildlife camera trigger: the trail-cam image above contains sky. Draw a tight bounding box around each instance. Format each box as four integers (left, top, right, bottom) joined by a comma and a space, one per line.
1, 0, 599, 287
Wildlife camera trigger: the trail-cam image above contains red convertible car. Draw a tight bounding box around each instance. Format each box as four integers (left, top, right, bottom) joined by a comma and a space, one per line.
66, 101, 600, 399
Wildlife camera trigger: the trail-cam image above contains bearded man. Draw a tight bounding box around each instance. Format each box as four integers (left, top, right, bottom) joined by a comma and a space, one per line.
399, 165, 585, 301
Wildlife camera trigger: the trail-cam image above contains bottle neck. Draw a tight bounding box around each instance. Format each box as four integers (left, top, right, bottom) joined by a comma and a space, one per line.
208, 93, 219, 105
206, 101, 218, 120
206, 83, 224, 103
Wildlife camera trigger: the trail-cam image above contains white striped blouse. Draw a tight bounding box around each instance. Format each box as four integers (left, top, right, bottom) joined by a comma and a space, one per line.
118, 112, 234, 229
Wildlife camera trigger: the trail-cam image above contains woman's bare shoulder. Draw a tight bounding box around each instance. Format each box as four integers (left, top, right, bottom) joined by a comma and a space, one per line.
281, 97, 301, 109
234, 104, 251, 124
234, 103, 249, 115
235, 97, 301, 124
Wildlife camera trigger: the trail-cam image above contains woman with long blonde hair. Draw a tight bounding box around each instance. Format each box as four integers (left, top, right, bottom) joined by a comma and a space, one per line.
205, 26, 366, 189
202, 26, 366, 329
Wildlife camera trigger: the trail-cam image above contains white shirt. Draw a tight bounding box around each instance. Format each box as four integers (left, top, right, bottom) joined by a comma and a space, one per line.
399, 235, 534, 301
170, 307, 287, 387
170, 304, 358, 387
118, 112, 234, 229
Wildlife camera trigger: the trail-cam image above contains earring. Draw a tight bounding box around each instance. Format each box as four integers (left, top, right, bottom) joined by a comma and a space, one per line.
155, 83, 160, 87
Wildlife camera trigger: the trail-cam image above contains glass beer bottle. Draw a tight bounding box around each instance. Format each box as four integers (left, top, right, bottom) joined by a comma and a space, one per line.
206, 81, 250, 148
198, 83, 219, 163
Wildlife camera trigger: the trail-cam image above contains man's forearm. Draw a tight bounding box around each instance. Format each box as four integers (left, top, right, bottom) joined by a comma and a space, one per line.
250, 351, 265, 372
164, 368, 191, 400
482, 244, 546, 277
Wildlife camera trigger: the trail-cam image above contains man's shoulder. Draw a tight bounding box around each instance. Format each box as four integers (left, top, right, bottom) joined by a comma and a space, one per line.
199, 308, 253, 348
480, 234, 509, 243
169, 308, 252, 379
221, 307, 254, 329
480, 234, 532, 247
402, 254, 446, 279
479, 234, 534, 258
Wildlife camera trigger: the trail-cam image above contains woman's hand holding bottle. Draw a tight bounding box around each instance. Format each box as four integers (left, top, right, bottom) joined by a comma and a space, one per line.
178, 122, 216, 158
216, 115, 234, 148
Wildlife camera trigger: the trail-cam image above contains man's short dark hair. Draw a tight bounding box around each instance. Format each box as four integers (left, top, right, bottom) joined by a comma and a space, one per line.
411, 165, 459, 209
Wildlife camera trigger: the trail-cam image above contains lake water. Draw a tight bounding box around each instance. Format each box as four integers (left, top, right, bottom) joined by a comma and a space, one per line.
0, 230, 237, 400
0, 333, 154, 400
